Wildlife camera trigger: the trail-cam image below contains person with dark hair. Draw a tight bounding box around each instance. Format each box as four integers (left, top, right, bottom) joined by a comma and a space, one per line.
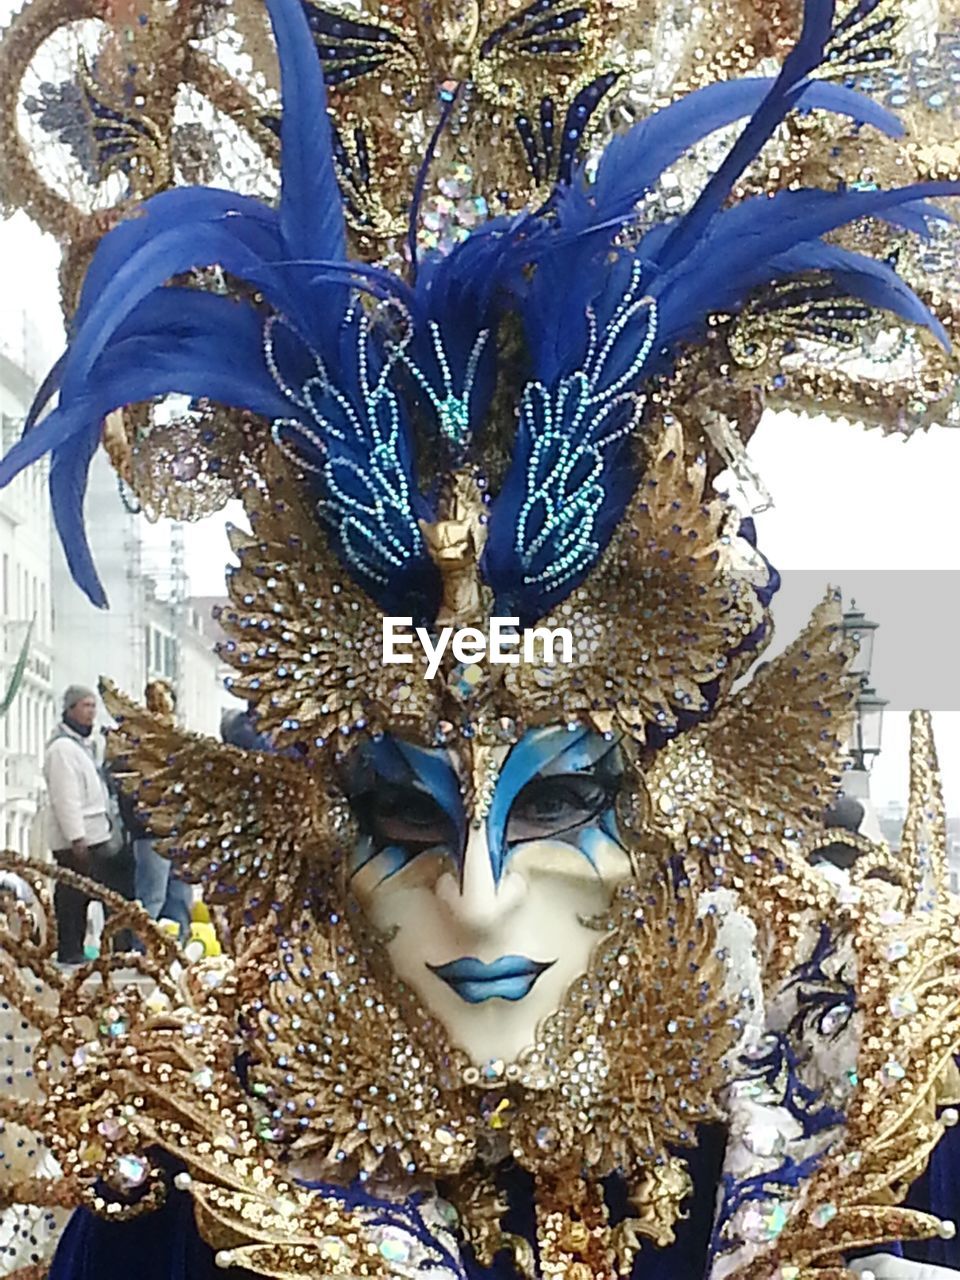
44, 685, 127, 963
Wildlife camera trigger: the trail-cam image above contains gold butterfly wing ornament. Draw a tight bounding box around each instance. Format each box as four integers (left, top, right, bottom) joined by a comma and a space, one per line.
101, 680, 344, 932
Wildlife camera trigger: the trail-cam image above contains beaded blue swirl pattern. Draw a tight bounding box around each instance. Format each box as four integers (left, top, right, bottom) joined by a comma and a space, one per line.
267, 307, 429, 594
514, 265, 658, 596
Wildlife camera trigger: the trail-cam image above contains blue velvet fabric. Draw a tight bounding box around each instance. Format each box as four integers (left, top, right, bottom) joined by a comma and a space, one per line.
48, 1180, 255, 1280
47, 1122, 959, 1280
904, 1114, 960, 1270
50, 1131, 726, 1280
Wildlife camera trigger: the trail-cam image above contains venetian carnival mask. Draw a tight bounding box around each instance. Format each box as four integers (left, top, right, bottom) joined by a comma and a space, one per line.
346, 727, 633, 1063
1, 0, 960, 1274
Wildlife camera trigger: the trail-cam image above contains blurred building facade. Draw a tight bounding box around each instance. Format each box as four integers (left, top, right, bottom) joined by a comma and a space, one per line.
0, 328, 234, 856
50, 451, 233, 736
876, 800, 960, 895
0, 346, 56, 853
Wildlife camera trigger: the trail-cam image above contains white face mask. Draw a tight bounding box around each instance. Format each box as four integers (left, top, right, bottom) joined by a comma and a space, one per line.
347, 727, 633, 1066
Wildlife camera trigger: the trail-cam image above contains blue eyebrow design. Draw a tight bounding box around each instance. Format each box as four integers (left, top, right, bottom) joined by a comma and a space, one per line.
391, 739, 464, 832
486, 727, 621, 882
346, 736, 466, 879
348, 728, 622, 885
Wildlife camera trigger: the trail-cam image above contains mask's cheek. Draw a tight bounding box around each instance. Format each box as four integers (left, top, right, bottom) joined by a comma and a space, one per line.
350, 849, 451, 934
508, 826, 633, 898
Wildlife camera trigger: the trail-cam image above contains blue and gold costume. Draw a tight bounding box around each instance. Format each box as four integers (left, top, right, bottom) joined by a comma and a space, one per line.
0, 0, 960, 1275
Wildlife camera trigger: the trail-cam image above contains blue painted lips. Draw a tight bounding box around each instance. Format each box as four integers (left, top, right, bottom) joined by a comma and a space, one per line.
429, 955, 554, 1004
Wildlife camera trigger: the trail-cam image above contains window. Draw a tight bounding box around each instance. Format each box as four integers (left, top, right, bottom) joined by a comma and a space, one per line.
0, 415, 19, 453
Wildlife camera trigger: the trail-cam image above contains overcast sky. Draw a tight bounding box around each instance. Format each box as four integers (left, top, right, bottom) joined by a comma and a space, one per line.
2, 193, 960, 815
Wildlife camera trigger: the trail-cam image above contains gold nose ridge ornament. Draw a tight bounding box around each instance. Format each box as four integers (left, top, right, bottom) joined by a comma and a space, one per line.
419, 468, 489, 628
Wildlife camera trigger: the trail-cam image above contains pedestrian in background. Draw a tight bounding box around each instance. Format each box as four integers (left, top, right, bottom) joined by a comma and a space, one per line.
44, 685, 127, 963
121, 680, 193, 944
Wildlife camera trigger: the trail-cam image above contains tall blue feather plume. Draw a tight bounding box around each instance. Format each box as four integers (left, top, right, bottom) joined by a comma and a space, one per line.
264, 0, 345, 265
561, 77, 903, 235
655, 0, 837, 270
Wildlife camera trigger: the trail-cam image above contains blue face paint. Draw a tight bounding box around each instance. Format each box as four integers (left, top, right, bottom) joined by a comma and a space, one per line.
428, 956, 554, 1003
345, 736, 465, 881
345, 727, 623, 890
485, 727, 623, 882
347, 729, 631, 1031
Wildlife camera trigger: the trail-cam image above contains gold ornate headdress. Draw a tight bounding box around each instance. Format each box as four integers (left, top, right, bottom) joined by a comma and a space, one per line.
1, 0, 960, 1275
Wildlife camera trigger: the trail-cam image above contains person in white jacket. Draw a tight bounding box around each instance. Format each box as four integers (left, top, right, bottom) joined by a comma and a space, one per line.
43, 685, 123, 963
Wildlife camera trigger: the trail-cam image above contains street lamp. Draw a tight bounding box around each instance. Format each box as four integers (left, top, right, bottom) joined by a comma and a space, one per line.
841, 600, 888, 772
849, 685, 888, 771
841, 600, 879, 682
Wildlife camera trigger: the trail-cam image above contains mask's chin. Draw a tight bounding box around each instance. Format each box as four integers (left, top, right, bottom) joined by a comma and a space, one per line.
371, 864, 624, 1068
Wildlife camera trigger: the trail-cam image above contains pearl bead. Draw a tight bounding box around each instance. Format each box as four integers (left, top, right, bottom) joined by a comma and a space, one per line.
174, 1172, 192, 1190
942, 1107, 959, 1127
939, 1219, 957, 1239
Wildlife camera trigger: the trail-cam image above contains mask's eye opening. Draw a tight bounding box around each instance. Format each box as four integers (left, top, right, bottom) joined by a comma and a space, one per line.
350, 781, 455, 856
506, 772, 619, 845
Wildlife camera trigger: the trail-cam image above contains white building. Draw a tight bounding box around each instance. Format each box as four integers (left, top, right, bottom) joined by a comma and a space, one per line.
51, 450, 235, 736
0, 345, 56, 854
143, 586, 237, 736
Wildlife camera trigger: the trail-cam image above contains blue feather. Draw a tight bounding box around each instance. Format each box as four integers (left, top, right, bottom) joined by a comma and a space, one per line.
6, 0, 959, 636
71, 188, 283, 332
876, 197, 951, 238
407, 89, 460, 275
483, 254, 653, 623
271, 306, 441, 622
655, 0, 837, 270
0, 294, 294, 604
486, 159, 957, 625
649, 182, 960, 347
263, 0, 345, 265
765, 242, 949, 347
49, 432, 105, 607
402, 220, 537, 455
24, 350, 68, 434
61, 222, 295, 399
32, 195, 279, 423
3, 319, 292, 493
571, 77, 903, 233
302, 259, 416, 310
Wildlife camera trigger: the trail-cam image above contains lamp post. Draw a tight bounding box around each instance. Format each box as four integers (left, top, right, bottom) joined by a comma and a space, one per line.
840, 601, 888, 811
849, 685, 888, 772
840, 602, 878, 688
